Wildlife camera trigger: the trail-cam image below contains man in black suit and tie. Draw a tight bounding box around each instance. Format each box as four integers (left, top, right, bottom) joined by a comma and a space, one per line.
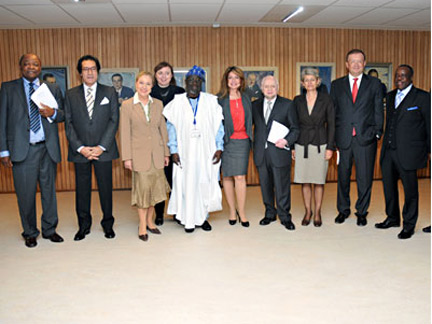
0, 53, 64, 247
375, 65, 430, 239
331, 49, 384, 226
64, 55, 119, 241
252, 75, 299, 230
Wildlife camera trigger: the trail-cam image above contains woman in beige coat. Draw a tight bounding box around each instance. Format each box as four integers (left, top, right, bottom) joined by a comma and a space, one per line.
120, 71, 170, 241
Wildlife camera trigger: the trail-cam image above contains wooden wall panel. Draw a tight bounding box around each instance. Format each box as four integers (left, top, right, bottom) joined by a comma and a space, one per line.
0, 27, 430, 192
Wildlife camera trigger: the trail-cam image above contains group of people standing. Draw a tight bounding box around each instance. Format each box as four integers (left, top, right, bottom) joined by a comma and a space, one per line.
0, 48, 430, 248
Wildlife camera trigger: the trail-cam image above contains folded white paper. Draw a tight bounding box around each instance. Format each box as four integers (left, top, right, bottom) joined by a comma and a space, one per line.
267, 120, 289, 144
100, 97, 110, 105
30, 83, 58, 109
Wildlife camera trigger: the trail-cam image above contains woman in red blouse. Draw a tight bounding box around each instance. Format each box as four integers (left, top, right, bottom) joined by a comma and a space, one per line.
217, 67, 253, 227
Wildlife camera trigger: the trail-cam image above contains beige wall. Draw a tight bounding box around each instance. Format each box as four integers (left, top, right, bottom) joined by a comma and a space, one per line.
0, 27, 430, 192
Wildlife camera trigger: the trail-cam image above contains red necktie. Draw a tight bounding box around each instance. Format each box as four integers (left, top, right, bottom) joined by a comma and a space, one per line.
352, 78, 358, 103
352, 78, 358, 136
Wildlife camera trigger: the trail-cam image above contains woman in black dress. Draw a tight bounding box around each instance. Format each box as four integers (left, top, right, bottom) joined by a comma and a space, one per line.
151, 62, 185, 225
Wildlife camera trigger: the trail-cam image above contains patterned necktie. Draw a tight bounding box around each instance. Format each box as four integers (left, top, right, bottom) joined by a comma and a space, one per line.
264, 100, 272, 124
86, 87, 95, 119
395, 91, 404, 108
352, 78, 358, 103
29, 82, 41, 133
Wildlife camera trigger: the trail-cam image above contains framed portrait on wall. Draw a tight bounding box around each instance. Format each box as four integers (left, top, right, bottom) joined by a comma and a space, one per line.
365, 63, 392, 93
174, 67, 210, 92
99, 68, 139, 105
295, 62, 336, 95
240, 66, 279, 102
41, 66, 69, 97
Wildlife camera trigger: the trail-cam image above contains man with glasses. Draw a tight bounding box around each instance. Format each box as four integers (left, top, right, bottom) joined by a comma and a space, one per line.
64, 55, 119, 241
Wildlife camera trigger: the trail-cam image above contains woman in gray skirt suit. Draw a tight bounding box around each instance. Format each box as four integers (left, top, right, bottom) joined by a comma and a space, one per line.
218, 66, 253, 227
292, 68, 335, 227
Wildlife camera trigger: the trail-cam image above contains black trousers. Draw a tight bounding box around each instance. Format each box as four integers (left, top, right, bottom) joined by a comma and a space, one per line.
381, 148, 419, 231
257, 151, 292, 223
12, 143, 58, 238
155, 159, 173, 219
74, 160, 114, 231
337, 137, 377, 217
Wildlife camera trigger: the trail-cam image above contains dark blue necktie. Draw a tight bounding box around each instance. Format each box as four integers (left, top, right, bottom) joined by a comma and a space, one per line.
28, 82, 41, 133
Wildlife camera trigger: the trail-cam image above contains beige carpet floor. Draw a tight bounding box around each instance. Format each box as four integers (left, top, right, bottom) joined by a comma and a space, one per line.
0, 180, 430, 324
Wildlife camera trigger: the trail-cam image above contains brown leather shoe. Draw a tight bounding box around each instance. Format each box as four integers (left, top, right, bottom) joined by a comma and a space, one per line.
147, 227, 161, 235
138, 234, 149, 241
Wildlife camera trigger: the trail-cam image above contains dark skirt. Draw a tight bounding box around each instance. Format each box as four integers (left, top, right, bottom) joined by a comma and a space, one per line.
221, 138, 250, 177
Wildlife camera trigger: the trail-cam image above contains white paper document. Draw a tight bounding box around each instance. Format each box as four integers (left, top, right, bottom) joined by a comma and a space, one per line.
30, 83, 58, 110
267, 120, 289, 144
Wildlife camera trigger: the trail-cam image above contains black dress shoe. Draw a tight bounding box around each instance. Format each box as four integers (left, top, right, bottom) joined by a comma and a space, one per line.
282, 220, 295, 231
42, 232, 64, 243
423, 226, 431, 233
25, 237, 37, 248
104, 229, 116, 239
313, 214, 322, 227
138, 234, 148, 241
228, 218, 237, 226
335, 213, 348, 224
236, 210, 249, 227
201, 221, 212, 231
398, 228, 414, 239
375, 218, 400, 229
74, 229, 90, 241
147, 226, 161, 235
155, 216, 164, 226
357, 216, 367, 226
185, 228, 195, 233
259, 217, 276, 226
301, 212, 312, 226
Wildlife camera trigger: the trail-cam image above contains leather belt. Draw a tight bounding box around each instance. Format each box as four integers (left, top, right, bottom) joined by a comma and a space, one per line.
29, 140, 46, 146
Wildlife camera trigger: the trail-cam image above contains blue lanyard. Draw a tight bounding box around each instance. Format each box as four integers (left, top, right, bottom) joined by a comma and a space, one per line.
189, 96, 200, 125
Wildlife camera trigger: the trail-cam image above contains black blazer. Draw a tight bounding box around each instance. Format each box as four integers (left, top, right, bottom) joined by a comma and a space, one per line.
0, 78, 64, 163
64, 83, 119, 163
293, 92, 335, 158
380, 86, 431, 170
252, 96, 299, 168
151, 84, 185, 106
218, 94, 252, 145
330, 74, 384, 150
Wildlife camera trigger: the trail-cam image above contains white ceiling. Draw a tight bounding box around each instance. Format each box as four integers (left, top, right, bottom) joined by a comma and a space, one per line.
0, 0, 429, 30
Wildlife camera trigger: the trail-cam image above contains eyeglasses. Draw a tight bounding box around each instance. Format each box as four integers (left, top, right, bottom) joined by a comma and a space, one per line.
82, 67, 97, 73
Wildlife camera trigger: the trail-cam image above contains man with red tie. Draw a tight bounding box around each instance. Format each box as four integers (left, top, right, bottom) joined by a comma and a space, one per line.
330, 49, 384, 226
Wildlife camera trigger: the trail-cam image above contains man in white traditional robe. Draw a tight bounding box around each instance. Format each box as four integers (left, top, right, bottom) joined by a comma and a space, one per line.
163, 65, 224, 233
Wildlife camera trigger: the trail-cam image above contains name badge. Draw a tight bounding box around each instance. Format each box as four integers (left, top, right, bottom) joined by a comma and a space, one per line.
191, 129, 201, 138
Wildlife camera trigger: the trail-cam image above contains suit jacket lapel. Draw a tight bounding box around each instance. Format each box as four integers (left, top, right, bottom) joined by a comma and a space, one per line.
356, 74, 369, 103
92, 83, 104, 118
342, 76, 352, 102
18, 79, 28, 111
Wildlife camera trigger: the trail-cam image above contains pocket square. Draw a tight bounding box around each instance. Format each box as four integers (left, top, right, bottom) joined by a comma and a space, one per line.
100, 97, 110, 105
407, 106, 418, 111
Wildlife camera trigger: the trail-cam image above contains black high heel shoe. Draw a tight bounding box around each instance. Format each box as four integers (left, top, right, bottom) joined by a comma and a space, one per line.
302, 212, 312, 226
313, 213, 322, 227
228, 214, 237, 225
236, 210, 250, 227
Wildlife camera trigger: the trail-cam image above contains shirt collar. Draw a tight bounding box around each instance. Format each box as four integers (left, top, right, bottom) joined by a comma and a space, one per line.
133, 92, 153, 105
83, 82, 97, 93
349, 73, 363, 83
397, 83, 413, 97
23, 77, 40, 87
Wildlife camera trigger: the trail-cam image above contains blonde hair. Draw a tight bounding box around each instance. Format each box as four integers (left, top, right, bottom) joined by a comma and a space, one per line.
135, 71, 153, 84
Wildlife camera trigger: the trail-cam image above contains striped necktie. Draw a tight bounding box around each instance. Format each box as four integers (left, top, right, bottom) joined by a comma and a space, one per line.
29, 82, 41, 133
86, 87, 95, 119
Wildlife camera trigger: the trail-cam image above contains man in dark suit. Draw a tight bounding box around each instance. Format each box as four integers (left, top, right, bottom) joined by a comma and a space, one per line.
111, 73, 134, 105
252, 75, 299, 230
0, 53, 64, 247
375, 65, 430, 239
64, 55, 119, 241
331, 49, 384, 226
